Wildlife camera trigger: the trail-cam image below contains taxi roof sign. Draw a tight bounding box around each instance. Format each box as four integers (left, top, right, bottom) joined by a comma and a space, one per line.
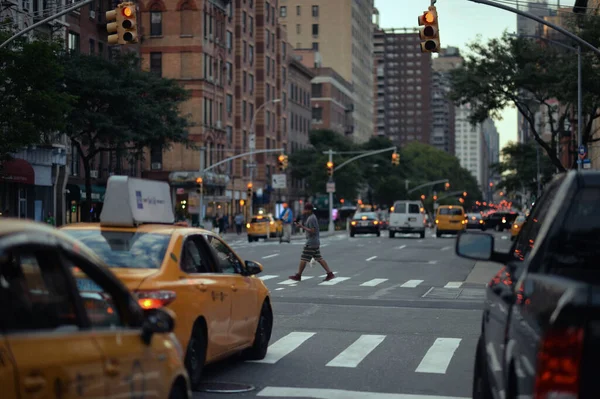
100, 176, 175, 227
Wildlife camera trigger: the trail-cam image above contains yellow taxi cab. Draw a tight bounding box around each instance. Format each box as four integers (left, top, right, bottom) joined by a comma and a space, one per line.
246, 209, 283, 242
60, 176, 273, 389
510, 214, 527, 241
0, 218, 191, 399
435, 205, 467, 237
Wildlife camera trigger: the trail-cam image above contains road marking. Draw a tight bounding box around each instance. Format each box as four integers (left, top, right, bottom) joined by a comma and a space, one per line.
319, 277, 350, 286
326, 335, 386, 368
366, 256, 377, 261
441, 246, 452, 251
262, 254, 279, 259
247, 332, 315, 364
415, 338, 462, 374
257, 387, 469, 399
360, 278, 388, 287
417, 240, 423, 243
444, 282, 463, 289
259, 275, 279, 281
319, 272, 339, 277
396, 245, 407, 249
275, 287, 285, 291
400, 279, 423, 288
421, 287, 435, 297
501, 236, 508, 240
428, 261, 438, 264
279, 276, 314, 285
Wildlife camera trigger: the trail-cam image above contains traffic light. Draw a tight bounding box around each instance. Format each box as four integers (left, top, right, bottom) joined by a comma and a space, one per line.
195, 177, 203, 194
459, 197, 465, 203
278, 154, 288, 171
445, 182, 450, 190
247, 182, 253, 198
391, 152, 400, 166
326, 161, 334, 177
418, 6, 440, 53
239, 199, 245, 206
463, 191, 467, 197
421, 194, 426, 200
106, 2, 138, 45
433, 195, 438, 201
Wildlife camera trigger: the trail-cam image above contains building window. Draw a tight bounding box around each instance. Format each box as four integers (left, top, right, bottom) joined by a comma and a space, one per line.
312, 24, 318, 36
68, 31, 80, 52
249, 16, 254, 36
150, 145, 162, 168
312, 42, 319, 51
226, 94, 233, 115
226, 31, 233, 52
150, 6, 162, 36
296, 5, 300, 15
312, 5, 318, 17
89, 38, 95, 54
243, 71, 247, 91
180, 2, 192, 35
150, 52, 162, 76
312, 107, 323, 122
296, 24, 300, 34
280, 5, 286, 17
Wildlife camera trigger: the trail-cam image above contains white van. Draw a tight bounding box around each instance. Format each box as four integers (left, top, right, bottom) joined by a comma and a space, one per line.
388, 200, 426, 238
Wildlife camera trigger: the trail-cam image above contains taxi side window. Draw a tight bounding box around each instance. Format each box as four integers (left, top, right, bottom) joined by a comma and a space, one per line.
0, 247, 78, 333
204, 235, 242, 275
64, 257, 123, 329
180, 237, 212, 274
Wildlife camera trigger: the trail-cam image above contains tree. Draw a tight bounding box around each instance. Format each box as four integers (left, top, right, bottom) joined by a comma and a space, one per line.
0, 28, 74, 163
492, 141, 555, 196
60, 52, 193, 219
449, 22, 600, 172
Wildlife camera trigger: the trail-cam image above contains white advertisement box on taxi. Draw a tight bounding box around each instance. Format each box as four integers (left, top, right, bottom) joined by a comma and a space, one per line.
100, 176, 175, 227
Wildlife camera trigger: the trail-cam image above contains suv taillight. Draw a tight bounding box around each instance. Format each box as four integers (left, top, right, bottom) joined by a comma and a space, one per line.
135, 290, 176, 310
534, 327, 584, 399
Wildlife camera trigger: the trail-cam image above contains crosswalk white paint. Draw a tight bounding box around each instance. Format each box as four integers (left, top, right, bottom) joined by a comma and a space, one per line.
444, 282, 463, 289
279, 276, 314, 285
262, 253, 279, 259
259, 275, 279, 281
326, 335, 386, 368
366, 256, 378, 261
247, 332, 315, 364
400, 279, 424, 288
360, 278, 388, 287
415, 338, 462, 374
257, 387, 469, 399
441, 246, 452, 251
396, 244, 407, 249
319, 277, 351, 286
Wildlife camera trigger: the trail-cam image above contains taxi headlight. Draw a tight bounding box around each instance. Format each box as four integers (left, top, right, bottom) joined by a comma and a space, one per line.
246, 223, 251, 228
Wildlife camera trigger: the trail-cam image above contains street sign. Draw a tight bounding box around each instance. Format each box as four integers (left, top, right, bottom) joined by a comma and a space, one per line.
326, 182, 336, 193
272, 174, 287, 189
579, 145, 587, 155
249, 134, 256, 150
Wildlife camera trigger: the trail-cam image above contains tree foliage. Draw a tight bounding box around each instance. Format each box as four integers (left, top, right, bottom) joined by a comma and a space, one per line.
449, 18, 600, 172
0, 28, 74, 162
60, 52, 193, 217
492, 141, 555, 196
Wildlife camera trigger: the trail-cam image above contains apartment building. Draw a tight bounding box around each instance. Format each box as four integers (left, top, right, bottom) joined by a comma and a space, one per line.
278, 0, 373, 143
372, 28, 432, 146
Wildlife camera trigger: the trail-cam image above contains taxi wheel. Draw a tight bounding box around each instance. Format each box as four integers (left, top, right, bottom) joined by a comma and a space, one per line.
244, 302, 273, 360
168, 381, 189, 399
185, 327, 207, 389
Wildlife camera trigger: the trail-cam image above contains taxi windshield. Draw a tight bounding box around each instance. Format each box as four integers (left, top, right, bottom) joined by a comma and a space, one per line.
63, 229, 170, 269
251, 217, 269, 223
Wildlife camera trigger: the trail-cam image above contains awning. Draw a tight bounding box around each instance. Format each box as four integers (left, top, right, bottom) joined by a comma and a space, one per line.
78, 184, 106, 202
0, 158, 35, 185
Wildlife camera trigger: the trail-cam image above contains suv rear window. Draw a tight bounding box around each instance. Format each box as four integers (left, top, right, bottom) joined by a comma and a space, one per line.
408, 204, 420, 214
438, 208, 463, 216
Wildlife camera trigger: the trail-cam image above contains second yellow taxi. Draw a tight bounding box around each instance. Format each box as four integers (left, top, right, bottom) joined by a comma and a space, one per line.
246, 209, 283, 242
60, 176, 273, 389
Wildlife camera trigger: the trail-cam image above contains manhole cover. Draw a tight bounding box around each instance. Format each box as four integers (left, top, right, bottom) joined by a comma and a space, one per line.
196, 382, 256, 393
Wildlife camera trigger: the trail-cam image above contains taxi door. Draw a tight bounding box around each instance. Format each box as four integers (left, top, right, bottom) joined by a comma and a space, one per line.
2, 243, 106, 399
0, 338, 18, 399
204, 235, 257, 348
179, 235, 234, 358
62, 249, 167, 399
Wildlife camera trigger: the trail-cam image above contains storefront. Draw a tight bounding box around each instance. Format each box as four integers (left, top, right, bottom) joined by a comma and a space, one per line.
65, 184, 106, 223
0, 158, 35, 218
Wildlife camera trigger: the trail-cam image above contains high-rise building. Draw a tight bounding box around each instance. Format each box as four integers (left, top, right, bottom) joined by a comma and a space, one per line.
372, 28, 432, 146
278, 0, 374, 143
431, 47, 463, 154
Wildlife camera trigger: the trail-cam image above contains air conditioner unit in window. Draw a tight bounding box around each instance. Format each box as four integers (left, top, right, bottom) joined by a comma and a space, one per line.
89, 10, 95, 18
90, 170, 99, 178
151, 162, 162, 170
216, 121, 222, 129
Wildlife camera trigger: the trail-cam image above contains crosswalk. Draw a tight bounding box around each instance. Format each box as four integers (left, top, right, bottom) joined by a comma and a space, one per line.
247, 330, 469, 375
258, 273, 467, 290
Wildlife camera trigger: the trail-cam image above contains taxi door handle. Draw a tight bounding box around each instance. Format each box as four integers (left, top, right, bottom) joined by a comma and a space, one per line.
198, 283, 207, 292
24, 376, 47, 392
105, 362, 120, 377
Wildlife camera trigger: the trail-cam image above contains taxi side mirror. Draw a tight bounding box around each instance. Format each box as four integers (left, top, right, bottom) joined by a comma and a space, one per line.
141, 308, 175, 345
244, 260, 263, 276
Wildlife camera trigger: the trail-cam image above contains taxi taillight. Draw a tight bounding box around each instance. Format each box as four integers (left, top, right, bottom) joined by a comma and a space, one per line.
534, 327, 583, 399
135, 290, 176, 310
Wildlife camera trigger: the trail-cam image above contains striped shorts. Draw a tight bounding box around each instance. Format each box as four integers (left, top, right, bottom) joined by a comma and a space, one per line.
301, 245, 322, 262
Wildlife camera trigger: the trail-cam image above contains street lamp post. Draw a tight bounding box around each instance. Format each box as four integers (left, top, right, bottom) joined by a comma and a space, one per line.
248, 98, 281, 217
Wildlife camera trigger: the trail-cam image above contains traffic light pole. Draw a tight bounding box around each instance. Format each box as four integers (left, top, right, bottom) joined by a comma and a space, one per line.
407, 179, 450, 195
0, 0, 95, 49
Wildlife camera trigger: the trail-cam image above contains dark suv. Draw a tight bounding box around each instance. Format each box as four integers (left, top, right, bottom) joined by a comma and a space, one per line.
483, 211, 518, 232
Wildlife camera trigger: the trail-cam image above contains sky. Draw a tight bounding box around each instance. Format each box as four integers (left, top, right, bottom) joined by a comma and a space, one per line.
373, 0, 575, 151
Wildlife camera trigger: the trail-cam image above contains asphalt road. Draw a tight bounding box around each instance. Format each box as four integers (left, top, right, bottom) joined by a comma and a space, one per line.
197, 228, 513, 399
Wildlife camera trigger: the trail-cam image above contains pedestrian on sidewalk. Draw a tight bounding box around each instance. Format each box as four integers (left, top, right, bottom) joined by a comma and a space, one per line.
279, 203, 293, 243
289, 203, 334, 282
234, 212, 244, 235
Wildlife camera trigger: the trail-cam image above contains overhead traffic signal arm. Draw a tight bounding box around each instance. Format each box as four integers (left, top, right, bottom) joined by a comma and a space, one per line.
418, 6, 440, 53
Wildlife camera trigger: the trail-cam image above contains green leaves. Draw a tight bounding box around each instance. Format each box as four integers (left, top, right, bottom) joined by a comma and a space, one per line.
493, 141, 554, 195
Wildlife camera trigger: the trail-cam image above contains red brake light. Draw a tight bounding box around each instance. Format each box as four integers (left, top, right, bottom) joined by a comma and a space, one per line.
135, 290, 176, 310
534, 327, 584, 399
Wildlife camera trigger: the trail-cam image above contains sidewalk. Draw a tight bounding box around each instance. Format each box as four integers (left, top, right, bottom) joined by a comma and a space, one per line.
465, 261, 501, 285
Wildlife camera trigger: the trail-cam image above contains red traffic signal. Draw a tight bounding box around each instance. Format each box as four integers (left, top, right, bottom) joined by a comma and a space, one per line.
418, 6, 440, 53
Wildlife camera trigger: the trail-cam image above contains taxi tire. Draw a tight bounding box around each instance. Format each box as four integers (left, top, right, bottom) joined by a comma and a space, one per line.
168, 381, 189, 399
185, 327, 207, 390
244, 302, 273, 360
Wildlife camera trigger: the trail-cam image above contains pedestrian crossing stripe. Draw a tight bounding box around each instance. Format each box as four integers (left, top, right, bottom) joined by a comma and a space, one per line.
258, 275, 466, 289
247, 331, 464, 374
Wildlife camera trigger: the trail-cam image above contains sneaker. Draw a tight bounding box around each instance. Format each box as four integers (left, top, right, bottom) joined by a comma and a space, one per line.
323, 272, 335, 281
288, 274, 301, 281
